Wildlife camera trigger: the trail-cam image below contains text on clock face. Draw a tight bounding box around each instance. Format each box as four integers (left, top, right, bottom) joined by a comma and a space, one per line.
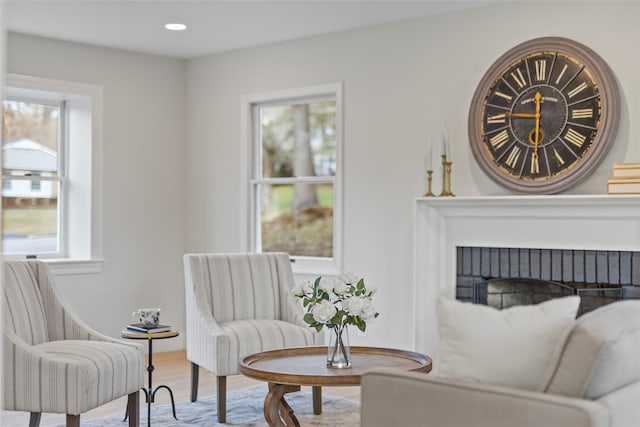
521, 95, 559, 105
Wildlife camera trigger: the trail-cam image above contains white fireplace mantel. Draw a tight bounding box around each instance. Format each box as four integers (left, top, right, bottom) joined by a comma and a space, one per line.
413, 194, 640, 358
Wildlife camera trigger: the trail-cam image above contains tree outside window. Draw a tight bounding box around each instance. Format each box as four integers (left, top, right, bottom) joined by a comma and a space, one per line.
254, 98, 337, 259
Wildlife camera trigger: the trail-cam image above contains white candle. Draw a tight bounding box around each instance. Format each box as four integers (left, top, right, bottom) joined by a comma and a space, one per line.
427, 139, 433, 170
442, 124, 449, 159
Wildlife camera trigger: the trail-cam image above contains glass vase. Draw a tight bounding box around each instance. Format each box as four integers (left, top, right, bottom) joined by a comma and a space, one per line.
327, 324, 351, 368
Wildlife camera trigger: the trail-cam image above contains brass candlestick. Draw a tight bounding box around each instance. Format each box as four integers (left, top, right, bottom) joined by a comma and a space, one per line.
445, 161, 455, 197
424, 170, 435, 196
439, 155, 448, 196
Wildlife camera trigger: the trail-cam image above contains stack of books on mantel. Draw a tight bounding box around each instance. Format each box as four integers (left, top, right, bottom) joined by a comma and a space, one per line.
607, 162, 640, 194
126, 323, 172, 333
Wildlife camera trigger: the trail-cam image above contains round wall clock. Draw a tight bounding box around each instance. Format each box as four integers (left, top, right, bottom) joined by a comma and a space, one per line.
468, 36, 620, 194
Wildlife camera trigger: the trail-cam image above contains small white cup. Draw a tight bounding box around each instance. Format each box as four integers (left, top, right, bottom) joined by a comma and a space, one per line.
132, 308, 161, 328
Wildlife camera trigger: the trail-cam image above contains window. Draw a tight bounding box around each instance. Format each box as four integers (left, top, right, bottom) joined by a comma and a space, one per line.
30, 173, 43, 192
1, 74, 103, 274
2, 97, 64, 255
244, 84, 343, 274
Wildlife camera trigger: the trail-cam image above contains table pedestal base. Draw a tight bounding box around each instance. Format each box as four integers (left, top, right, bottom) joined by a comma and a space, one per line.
264, 383, 301, 427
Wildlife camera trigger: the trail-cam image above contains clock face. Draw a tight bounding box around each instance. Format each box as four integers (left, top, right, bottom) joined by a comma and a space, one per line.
469, 37, 619, 194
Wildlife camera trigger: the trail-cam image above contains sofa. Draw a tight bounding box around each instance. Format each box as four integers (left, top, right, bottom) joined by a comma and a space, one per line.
361, 299, 640, 427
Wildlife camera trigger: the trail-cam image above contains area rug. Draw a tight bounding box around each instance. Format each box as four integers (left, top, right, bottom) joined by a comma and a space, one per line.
64, 384, 360, 426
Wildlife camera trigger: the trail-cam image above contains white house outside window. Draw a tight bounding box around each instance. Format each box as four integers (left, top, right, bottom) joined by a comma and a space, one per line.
245, 83, 343, 274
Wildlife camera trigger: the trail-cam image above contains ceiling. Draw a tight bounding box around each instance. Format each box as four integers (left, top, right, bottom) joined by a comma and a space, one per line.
5, 0, 501, 59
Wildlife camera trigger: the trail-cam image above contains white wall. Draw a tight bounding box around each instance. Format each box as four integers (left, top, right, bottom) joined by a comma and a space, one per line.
6, 1, 640, 353
7, 33, 187, 351
185, 1, 640, 350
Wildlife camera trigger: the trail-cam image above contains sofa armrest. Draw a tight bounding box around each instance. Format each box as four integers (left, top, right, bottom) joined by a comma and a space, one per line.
597, 381, 640, 427
361, 369, 610, 427
183, 261, 230, 374
185, 302, 230, 372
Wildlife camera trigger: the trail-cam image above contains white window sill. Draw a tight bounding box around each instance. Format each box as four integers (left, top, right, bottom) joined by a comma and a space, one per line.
291, 256, 341, 276
44, 259, 104, 275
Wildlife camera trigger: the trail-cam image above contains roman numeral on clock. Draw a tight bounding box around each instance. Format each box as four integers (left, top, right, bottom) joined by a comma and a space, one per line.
495, 91, 513, 102
487, 113, 507, 124
510, 68, 527, 89
565, 128, 587, 147
535, 60, 546, 81
567, 82, 588, 99
530, 154, 540, 174
505, 145, 521, 168
555, 64, 568, 85
571, 108, 593, 119
553, 148, 566, 166
489, 129, 510, 150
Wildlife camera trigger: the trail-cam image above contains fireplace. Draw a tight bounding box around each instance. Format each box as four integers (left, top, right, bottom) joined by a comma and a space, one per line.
456, 246, 640, 314
413, 195, 640, 358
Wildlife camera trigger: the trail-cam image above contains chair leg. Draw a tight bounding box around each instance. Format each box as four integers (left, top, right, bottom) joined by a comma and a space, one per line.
65, 414, 80, 427
29, 412, 41, 427
127, 390, 140, 427
312, 386, 322, 415
217, 375, 227, 423
190, 361, 199, 402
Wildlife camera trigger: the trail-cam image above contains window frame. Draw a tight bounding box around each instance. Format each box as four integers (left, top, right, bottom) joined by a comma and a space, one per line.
2, 74, 104, 275
240, 83, 343, 275
2, 94, 66, 257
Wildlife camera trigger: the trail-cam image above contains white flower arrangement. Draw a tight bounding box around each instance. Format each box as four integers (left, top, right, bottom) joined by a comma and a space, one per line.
291, 274, 379, 333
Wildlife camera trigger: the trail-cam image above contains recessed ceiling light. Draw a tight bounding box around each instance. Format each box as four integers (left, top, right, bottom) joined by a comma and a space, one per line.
165, 23, 187, 31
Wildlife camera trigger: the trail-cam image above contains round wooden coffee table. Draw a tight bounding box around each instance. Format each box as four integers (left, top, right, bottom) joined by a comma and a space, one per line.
239, 346, 431, 427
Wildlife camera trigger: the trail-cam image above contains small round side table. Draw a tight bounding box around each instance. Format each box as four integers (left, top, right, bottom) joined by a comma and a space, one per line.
121, 329, 180, 427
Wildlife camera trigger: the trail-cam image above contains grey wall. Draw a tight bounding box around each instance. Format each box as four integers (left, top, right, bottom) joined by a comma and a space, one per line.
6, 1, 640, 351
185, 1, 640, 348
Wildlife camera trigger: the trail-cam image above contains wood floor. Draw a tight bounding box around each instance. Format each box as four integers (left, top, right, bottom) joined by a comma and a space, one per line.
1, 350, 361, 426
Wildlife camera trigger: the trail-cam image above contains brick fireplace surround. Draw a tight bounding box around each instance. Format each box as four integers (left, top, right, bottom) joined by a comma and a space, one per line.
413, 195, 640, 359
456, 246, 640, 313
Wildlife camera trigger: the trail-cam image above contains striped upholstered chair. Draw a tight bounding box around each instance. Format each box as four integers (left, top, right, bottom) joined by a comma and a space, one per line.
184, 252, 324, 423
2, 260, 144, 427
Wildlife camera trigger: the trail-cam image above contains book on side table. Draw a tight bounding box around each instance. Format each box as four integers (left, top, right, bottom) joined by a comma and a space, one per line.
127, 323, 172, 333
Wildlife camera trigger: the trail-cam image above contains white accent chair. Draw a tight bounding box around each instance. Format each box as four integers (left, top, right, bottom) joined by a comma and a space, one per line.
2, 260, 144, 427
361, 299, 640, 427
183, 252, 323, 423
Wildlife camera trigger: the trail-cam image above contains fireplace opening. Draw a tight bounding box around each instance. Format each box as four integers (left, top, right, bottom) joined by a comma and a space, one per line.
457, 247, 640, 315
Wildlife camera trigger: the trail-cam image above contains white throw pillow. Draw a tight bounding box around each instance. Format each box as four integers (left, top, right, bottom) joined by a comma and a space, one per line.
437, 296, 580, 391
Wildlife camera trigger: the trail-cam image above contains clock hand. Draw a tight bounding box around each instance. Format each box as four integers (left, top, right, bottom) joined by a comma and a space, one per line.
504, 112, 536, 118
504, 93, 544, 122
533, 91, 542, 154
